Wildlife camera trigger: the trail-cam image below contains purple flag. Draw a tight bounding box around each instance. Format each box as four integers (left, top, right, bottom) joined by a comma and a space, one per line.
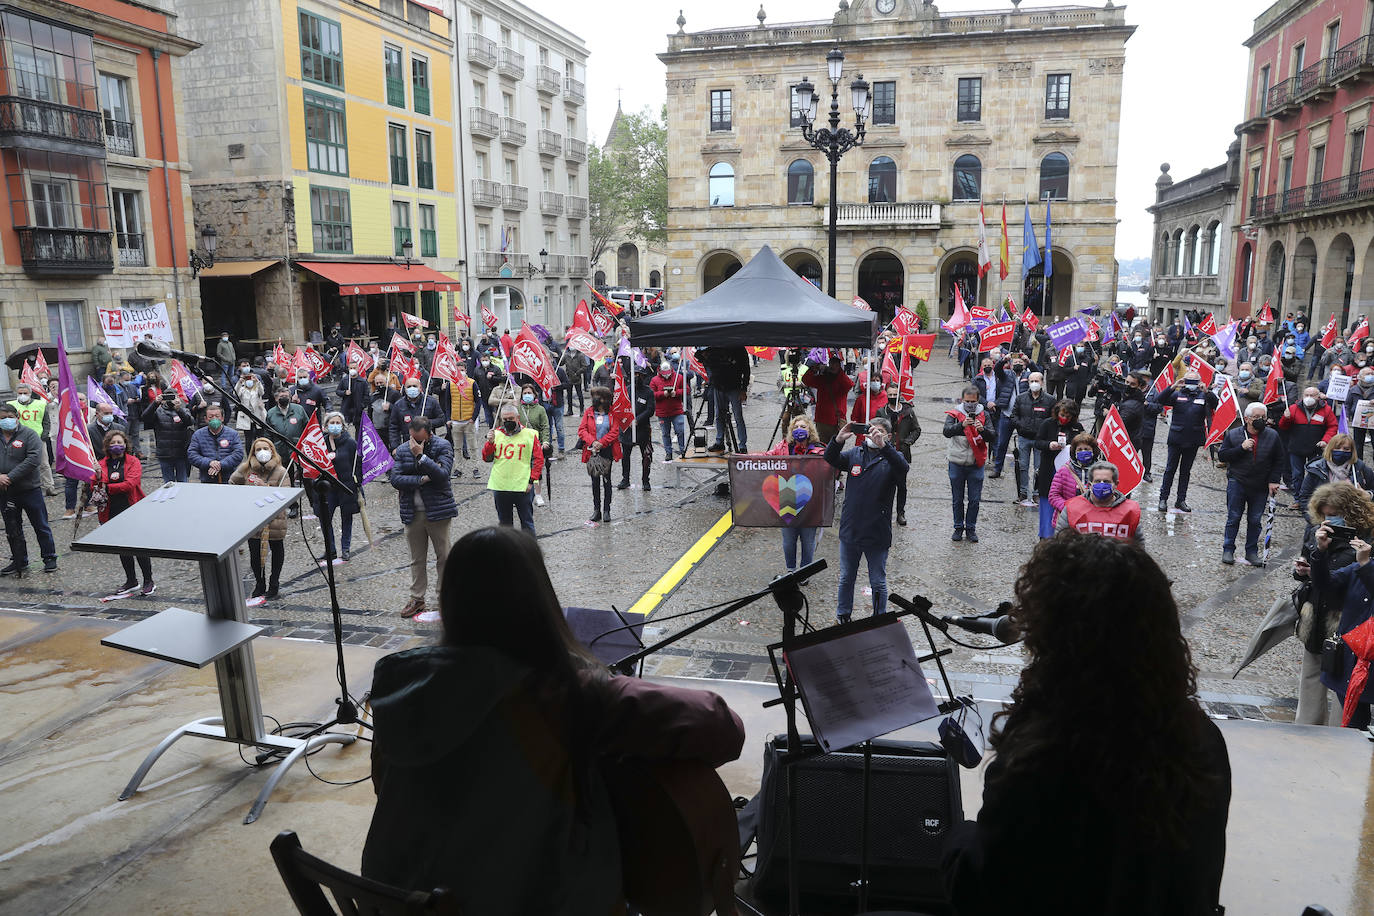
358, 412, 394, 484
54, 337, 97, 482
87, 376, 125, 418
807, 348, 828, 364
1045, 316, 1088, 350
1211, 320, 1238, 361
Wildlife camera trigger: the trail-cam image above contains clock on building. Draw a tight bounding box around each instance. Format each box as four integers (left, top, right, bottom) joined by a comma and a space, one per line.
876, 0, 896, 14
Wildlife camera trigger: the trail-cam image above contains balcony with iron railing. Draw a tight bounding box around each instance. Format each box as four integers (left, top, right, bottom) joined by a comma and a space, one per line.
386, 76, 405, 107
501, 184, 528, 210
477, 250, 526, 277
568, 255, 589, 277
566, 196, 588, 219
17, 227, 113, 274
498, 46, 525, 80
420, 228, 437, 258
1264, 77, 1297, 116
467, 34, 497, 68
413, 84, 430, 116
565, 137, 587, 162
117, 232, 145, 267
393, 227, 412, 257
0, 96, 105, 151
537, 128, 562, 156
563, 78, 585, 106
469, 107, 499, 138
835, 201, 942, 229
471, 178, 502, 207
536, 66, 560, 95
544, 254, 567, 275
104, 117, 135, 155
540, 191, 564, 214
1263, 32, 1374, 118
1330, 33, 1374, 83
1251, 167, 1374, 222
500, 116, 526, 146
1293, 57, 1335, 102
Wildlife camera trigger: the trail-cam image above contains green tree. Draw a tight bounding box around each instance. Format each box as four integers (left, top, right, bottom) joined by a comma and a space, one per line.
615, 105, 668, 245
588, 143, 630, 269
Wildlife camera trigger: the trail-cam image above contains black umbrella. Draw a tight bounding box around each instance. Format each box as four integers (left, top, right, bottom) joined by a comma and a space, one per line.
5, 342, 59, 371
1231, 591, 1298, 678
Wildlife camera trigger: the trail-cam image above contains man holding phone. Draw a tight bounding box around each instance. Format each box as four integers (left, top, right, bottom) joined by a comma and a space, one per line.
824, 416, 908, 624
1216, 402, 1284, 566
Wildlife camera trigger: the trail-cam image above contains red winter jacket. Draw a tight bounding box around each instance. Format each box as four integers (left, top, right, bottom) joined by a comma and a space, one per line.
1277, 402, 1339, 459
577, 408, 622, 462
97, 454, 146, 524
649, 372, 685, 418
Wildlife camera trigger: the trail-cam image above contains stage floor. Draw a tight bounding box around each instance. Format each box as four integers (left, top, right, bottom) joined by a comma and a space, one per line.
0, 609, 1371, 915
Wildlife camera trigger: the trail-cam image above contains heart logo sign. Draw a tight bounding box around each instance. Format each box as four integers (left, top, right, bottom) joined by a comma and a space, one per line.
762, 474, 812, 523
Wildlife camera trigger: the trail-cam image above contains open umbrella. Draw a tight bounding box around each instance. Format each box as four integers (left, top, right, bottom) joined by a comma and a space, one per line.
1231, 592, 1298, 678
5, 342, 59, 371
1340, 616, 1374, 726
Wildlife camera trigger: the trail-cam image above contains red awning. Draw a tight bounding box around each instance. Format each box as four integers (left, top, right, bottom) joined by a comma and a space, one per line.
296, 261, 460, 296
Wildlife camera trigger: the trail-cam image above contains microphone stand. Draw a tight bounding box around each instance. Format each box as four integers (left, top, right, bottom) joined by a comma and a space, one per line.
171, 351, 369, 742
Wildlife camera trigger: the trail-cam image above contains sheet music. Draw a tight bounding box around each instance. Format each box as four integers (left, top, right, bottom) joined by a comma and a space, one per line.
784, 617, 940, 752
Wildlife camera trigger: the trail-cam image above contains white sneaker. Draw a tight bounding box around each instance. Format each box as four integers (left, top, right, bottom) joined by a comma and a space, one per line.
534, 493, 546, 507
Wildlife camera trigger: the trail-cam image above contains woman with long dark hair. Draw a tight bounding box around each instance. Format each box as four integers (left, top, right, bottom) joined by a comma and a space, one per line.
361, 527, 745, 914
945, 532, 1231, 915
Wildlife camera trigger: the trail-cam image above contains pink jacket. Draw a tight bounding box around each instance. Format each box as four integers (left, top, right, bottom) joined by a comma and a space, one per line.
1048, 462, 1087, 524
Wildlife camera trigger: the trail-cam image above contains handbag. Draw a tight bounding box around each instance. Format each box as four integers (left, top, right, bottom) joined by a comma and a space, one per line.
1321, 632, 1346, 678
586, 453, 612, 478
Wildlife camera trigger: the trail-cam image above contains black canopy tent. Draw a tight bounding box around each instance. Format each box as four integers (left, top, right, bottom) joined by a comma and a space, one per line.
626, 245, 878, 349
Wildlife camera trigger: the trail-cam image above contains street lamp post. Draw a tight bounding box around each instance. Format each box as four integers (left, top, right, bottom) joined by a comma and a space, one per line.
794, 47, 870, 298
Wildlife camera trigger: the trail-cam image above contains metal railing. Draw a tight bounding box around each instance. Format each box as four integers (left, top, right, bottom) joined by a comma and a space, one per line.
540, 191, 564, 214
471, 178, 502, 207
498, 46, 525, 80
1294, 57, 1332, 98
1330, 33, 1374, 81
0, 96, 105, 149
500, 116, 526, 145
386, 77, 405, 107
1264, 32, 1374, 117
104, 117, 135, 155
1265, 77, 1296, 115
544, 254, 566, 275
16, 227, 113, 272
117, 232, 145, 266
537, 129, 562, 155
536, 66, 560, 94
567, 255, 589, 277
566, 195, 588, 219
1252, 166, 1374, 220
565, 137, 586, 162
477, 250, 525, 277
501, 184, 528, 210
563, 78, 585, 105
413, 84, 430, 116
466, 35, 497, 68
469, 107, 499, 138
835, 201, 941, 228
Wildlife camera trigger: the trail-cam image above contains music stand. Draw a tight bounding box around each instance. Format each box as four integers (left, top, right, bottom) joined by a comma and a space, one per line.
72, 482, 356, 824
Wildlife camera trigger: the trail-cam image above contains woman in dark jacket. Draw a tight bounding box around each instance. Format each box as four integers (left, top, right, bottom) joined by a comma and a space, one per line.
944, 533, 1230, 915
1308, 496, 1374, 730
361, 526, 745, 915
1032, 399, 1084, 538
1297, 433, 1374, 509
315, 410, 361, 564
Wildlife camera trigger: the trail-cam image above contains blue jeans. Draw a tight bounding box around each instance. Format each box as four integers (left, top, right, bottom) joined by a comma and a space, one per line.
1288, 452, 1309, 499
837, 538, 889, 619
713, 389, 746, 451
1224, 479, 1268, 553
2, 486, 56, 565
548, 407, 565, 451
158, 457, 190, 482
948, 462, 985, 531
660, 414, 686, 458
1016, 437, 1040, 500
65, 475, 80, 511
782, 526, 819, 571
493, 489, 535, 535
992, 412, 1013, 471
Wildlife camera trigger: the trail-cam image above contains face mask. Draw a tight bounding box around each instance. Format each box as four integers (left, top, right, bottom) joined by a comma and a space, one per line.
1250, 417, 1267, 432
1362, 375, 1374, 386
0, 418, 16, 432
869, 381, 882, 392
522, 393, 535, 404
1074, 347, 1084, 355
406, 386, 420, 398
1326, 514, 1348, 527
298, 377, 309, 385
1285, 351, 1296, 359
239, 367, 250, 375
886, 391, 899, 402
982, 367, 992, 375
1332, 450, 1353, 466
98, 414, 112, 426
427, 341, 437, 350
1297, 326, 1305, 333
964, 402, 979, 414
1303, 396, 1318, 409
107, 444, 125, 456
1133, 337, 1142, 344
462, 345, 470, 352
244, 378, 255, 386
16, 394, 29, 404
1366, 346, 1373, 354
1029, 381, 1042, 393
221, 336, 229, 342
1075, 449, 1093, 463
349, 368, 358, 377
1239, 371, 1251, 382
502, 419, 519, 434
1012, 364, 1024, 373
208, 418, 222, 431
1091, 481, 1113, 500
791, 428, 810, 443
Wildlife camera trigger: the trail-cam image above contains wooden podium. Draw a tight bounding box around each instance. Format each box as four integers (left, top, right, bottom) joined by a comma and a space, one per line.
73, 482, 356, 824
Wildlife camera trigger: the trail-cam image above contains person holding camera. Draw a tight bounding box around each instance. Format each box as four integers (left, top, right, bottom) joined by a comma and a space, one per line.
1216, 402, 1284, 566
825, 417, 908, 623
1308, 508, 1374, 730
141, 387, 195, 483
802, 354, 853, 444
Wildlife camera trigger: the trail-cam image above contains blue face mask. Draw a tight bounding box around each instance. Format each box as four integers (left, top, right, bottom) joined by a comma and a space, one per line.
792, 428, 809, 442
1239, 371, 1251, 382
1075, 449, 1094, 463
0, 417, 17, 432
522, 393, 535, 404
327, 423, 342, 436
1331, 450, 1353, 466
1091, 481, 1114, 500
1326, 515, 1347, 527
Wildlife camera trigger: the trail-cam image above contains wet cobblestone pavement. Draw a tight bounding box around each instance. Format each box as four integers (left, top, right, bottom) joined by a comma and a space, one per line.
0, 344, 1310, 722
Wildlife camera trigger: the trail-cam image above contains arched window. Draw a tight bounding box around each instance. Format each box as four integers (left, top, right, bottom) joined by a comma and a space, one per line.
868, 156, 896, 203
1158, 233, 1171, 276
786, 159, 814, 205
1039, 152, 1069, 200
1173, 228, 1186, 276
1239, 243, 1253, 301
708, 162, 734, 207
593, 269, 606, 287
953, 154, 981, 201
649, 269, 661, 287
1207, 221, 1221, 275
1187, 226, 1201, 275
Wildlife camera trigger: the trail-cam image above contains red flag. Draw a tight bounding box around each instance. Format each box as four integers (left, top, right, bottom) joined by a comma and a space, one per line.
681, 346, 708, 380
438, 331, 451, 351
900, 333, 937, 363
970, 306, 993, 322
587, 283, 623, 316
645, 290, 664, 309
571, 299, 594, 333
880, 348, 898, 385
166, 359, 201, 400
1351, 316, 1369, 346
1021, 306, 1039, 333
345, 341, 374, 375
295, 414, 335, 480
274, 340, 290, 369
1258, 301, 1274, 323
430, 340, 467, 386
898, 346, 916, 401
979, 320, 1015, 352
1322, 314, 1339, 348
1261, 365, 1281, 405
1057, 346, 1073, 367
509, 323, 559, 397
1181, 351, 1216, 387
611, 358, 634, 429
20, 362, 49, 400
32, 349, 52, 380
1153, 362, 1175, 394
291, 346, 311, 377
851, 295, 872, 311
589, 307, 615, 337
391, 352, 420, 384
1099, 405, 1144, 494
947, 286, 972, 331
564, 327, 612, 361
746, 346, 778, 359
453, 304, 471, 328
1197, 313, 1218, 337
401, 311, 429, 330
890, 307, 919, 335
303, 345, 331, 379
390, 332, 415, 354
481, 305, 499, 330
1205, 380, 1240, 447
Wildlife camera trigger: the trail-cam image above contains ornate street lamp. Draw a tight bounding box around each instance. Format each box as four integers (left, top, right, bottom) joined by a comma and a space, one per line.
188, 225, 217, 278
524, 247, 549, 278
794, 47, 870, 298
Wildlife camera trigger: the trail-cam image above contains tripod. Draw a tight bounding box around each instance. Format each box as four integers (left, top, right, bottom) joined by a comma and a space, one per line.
691, 381, 739, 454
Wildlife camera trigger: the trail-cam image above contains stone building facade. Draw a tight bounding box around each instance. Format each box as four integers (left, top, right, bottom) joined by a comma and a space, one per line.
0, 0, 202, 389
1232, 0, 1374, 331
1146, 146, 1240, 326
592, 102, 669, 297
659, 0, 1133, 322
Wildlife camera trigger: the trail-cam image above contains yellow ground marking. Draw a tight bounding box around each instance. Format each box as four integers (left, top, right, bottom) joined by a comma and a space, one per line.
627, 509, 734, 619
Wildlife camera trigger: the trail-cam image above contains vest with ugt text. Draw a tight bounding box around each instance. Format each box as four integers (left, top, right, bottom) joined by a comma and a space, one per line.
487, 427, 539, 492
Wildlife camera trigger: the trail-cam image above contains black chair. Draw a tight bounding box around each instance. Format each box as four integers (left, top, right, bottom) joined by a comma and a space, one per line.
269, 830, 458, 916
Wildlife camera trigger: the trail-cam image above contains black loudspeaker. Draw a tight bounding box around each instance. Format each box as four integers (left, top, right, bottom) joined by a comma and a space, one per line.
750, 735, 962, 912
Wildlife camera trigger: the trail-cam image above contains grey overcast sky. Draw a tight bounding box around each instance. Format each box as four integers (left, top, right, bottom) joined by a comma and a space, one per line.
520, 0, 1263, 264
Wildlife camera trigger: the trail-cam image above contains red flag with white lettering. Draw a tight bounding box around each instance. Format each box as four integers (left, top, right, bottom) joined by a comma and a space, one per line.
401, 311, 429, 330
1261, 365, 1282, 405
1197, 313, 1218, 337
589, 307, 615, 337
274, 340, 290, 369
880, 348, 898, 385
481, 305, 499, 330
851, 295, 872, 311
20, 362, 48, 400
1099, 405, 1144, 495
1181, 351, 1216, 387
890, 307, 919, 335
1021, 306, 1039, 333
430, 340, 467, 386
32, 349, 51, 380
295, 413, 335, 480
390, 332, 415, 354
453, 305, 471, 328
1259, 301, 1274, 323
1351, 316, 1370, 346
345, 341, 374, 375
898, 346, 916, 401
390, 352, 420, 384
611, 358, 634, 429
1205, 379, 1240, 447
509, 323, 559, 397
303, 345, 331, 379
979, 320, 1015, 352
1322, 314, 1340, 348
564, 327, 611, 361
1153, 362, 1175, 394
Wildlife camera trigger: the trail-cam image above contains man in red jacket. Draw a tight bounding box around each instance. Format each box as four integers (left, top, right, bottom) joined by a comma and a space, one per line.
802, 354, 853, 444
1055, 461, 1143, 544
1278, 386, 1339, 506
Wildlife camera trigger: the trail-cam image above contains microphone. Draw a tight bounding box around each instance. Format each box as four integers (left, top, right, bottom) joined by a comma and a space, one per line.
135, 339, 214, 371
944, 614, 1019, 643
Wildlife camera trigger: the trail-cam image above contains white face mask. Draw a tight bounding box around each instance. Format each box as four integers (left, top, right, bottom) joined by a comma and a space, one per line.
16, 394, 29, 404
406, 386, 420, 398
255, 449, 271, 463
349, 368, 358, 377
1029, 381, 1042, 393
1303, 396, 1318, 409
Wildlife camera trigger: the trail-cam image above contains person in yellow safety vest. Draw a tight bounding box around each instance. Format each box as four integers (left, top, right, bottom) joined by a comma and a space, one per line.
481, 403, 544, 536
8, 384, 54, 494
447, 372, 479, 472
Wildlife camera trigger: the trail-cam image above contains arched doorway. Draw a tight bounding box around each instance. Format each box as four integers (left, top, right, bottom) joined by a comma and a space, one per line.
617, 243, 639, 288
701, 250, 742, 293
1024, 250, 1075, 317
1359, 238, 1374, 329
1264, 241, 1287, 312
1319, 234, 1356, 331
649, 269, 661, 288
857, 251, 903, 322
477, 284, 526, 333
939, 250, 981, 317
594, 269, 606, 287
783, 250, 823, 289
1290, 237, 1318, 320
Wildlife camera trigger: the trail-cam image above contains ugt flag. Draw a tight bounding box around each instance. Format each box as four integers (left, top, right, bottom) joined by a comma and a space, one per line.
55, 337, 97, 482
510, 323, 559, 397
295, 414, 335, 481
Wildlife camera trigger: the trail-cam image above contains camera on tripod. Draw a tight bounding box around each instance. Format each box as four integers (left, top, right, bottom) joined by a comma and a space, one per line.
1092, 369, 1130, 408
